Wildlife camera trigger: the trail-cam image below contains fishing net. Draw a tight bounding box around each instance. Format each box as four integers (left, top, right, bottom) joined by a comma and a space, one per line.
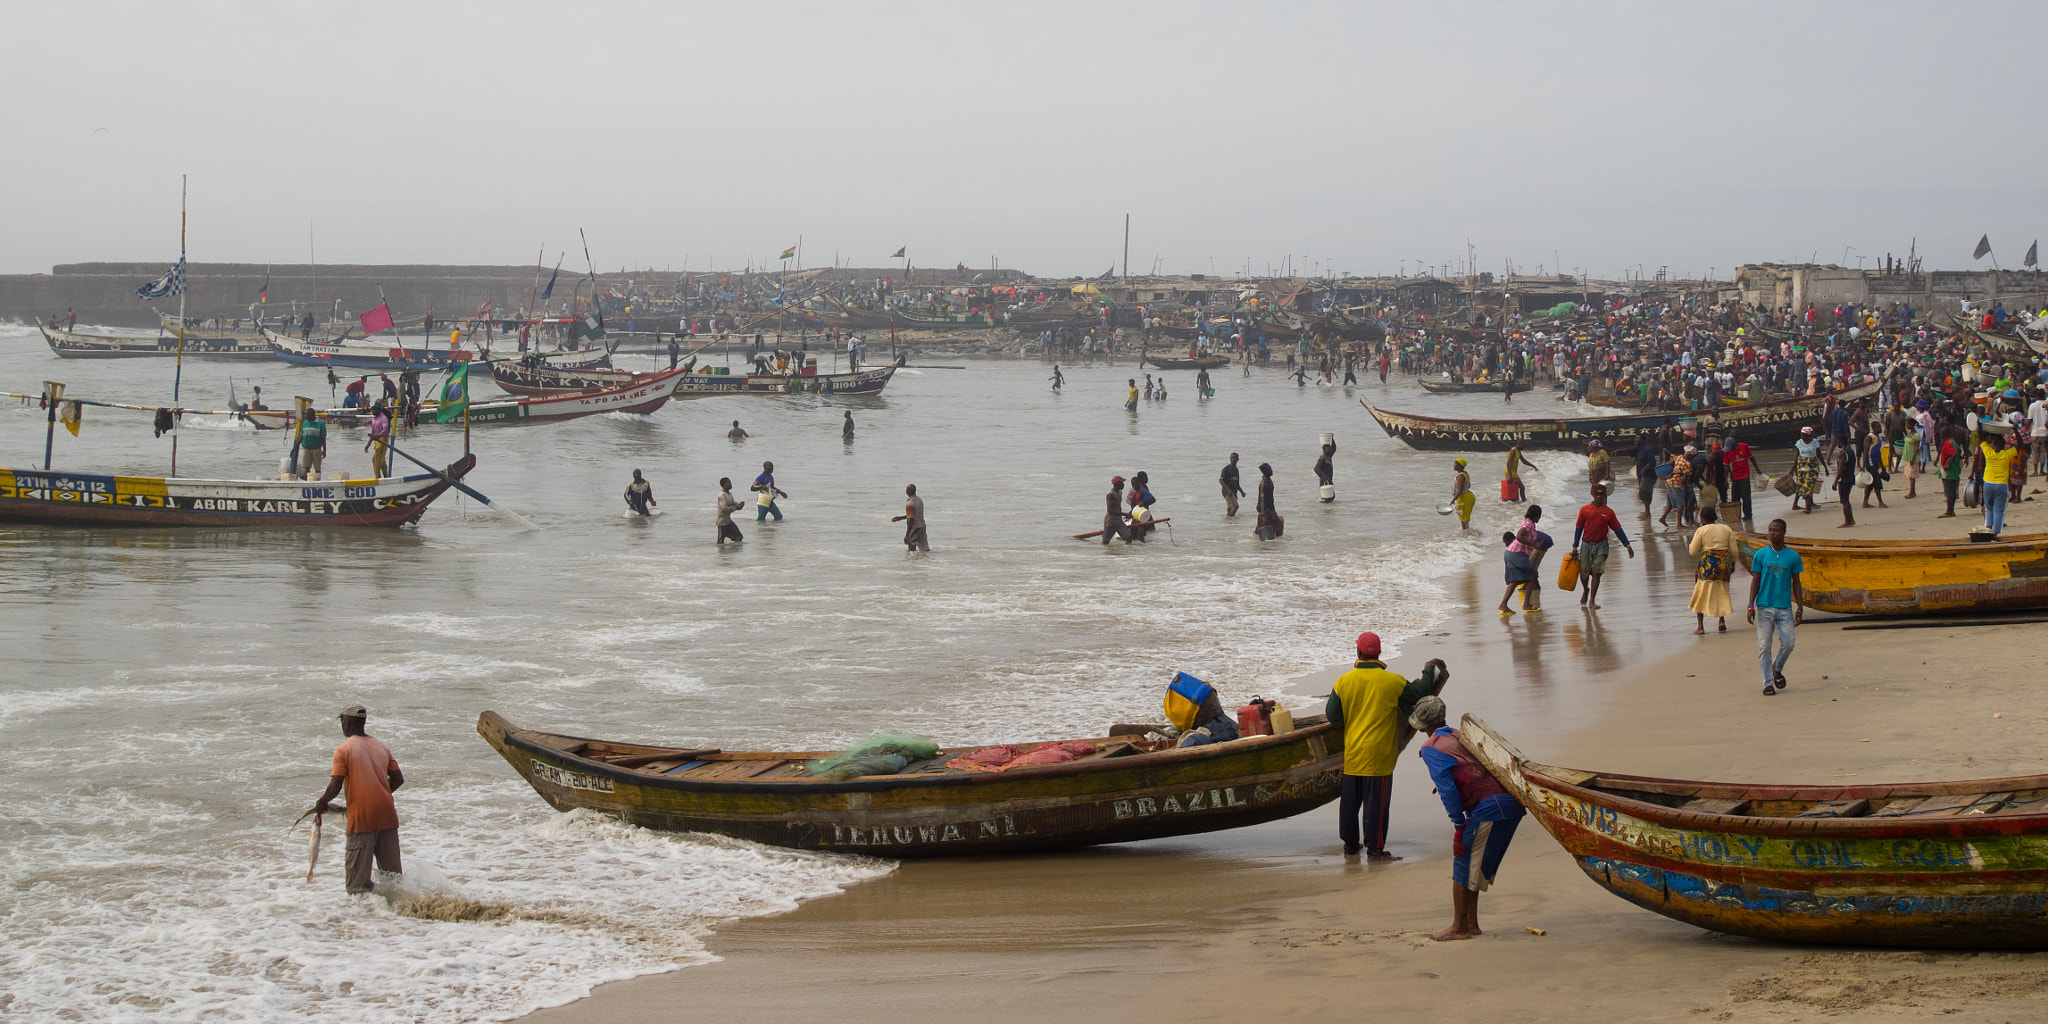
809, 733, 942, 780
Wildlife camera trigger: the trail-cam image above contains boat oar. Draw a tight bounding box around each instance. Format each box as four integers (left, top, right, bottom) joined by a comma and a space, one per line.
385, 441, 543, 531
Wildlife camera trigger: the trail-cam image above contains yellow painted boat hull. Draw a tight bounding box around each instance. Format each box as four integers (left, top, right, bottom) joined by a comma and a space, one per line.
1735, 532, 2048, 615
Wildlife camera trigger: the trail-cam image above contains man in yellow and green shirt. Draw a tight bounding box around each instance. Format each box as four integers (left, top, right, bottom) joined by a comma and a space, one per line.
1326, 631, 1408, 860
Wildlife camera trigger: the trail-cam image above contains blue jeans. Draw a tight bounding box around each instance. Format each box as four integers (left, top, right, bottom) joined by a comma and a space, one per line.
1756, 606, 1795, 688
756, 500, 782, 522
1983, 482, 2009, 534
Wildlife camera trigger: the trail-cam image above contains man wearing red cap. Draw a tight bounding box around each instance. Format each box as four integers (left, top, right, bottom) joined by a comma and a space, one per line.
1325, 631, 1407, 860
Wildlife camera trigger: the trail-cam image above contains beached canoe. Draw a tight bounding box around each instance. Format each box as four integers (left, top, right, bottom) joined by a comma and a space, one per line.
0, 454, 473, 528
477, 710, 1342, 857
1361, 377, 1880, 452
1460, 714, 2048, 949
1733, 531, 2048, 615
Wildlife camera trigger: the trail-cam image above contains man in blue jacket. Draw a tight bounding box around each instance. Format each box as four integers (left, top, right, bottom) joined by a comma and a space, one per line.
1412, 696, 1524, 941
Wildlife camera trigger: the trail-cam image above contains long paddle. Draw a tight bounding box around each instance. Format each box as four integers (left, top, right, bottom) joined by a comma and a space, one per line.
385, 441, 542, 530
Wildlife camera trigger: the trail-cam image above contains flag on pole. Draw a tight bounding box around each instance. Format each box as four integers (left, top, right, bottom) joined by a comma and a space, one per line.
60, 400, 82, 436
1973, 234, 1992, 260
539, 256, 563, 301
572, 305, 605, 347
359, 302, 395, 334
435, 361, 470, 423
2026, 240, 2039, 269
779, 245, 797, 261
136, 256, 185, 299
258, 270, 269, 305
891, 247, 906, 259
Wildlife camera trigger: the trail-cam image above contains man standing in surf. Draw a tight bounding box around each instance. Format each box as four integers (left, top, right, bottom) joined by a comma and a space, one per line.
311, 704, 404, 894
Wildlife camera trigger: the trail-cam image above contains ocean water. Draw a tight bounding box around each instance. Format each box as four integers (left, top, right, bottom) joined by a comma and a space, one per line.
0, 324, 1599, 1022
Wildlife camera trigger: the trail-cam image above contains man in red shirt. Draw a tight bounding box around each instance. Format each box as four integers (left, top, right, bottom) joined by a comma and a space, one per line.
313, 704, 405, 893
1723, 436, 1762, 523
1571, 484, 1635, 609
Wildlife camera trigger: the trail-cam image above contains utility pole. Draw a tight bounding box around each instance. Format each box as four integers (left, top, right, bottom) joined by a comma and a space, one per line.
1122, 214, 1130, 283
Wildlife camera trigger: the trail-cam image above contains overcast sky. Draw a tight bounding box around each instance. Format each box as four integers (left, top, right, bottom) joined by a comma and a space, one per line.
10, 1, 2045, 280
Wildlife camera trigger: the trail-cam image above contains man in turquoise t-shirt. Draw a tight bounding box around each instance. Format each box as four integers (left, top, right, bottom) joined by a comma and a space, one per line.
1745, 518, 1804, 698
299, 412, 327, 479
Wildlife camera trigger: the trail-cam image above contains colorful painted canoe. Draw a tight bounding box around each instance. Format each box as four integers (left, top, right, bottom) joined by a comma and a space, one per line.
1734, 531, 2048, 615
0, 454, 473, 528
1141, 353, 1230, 370
1418, 376, 1530, 395
668, 364, 899, 398
477, 710, 1343, 857
1361, 378, 1880, 452
243, 365, 690, 430
490, 361, 896, 398
1461, 715, 2048, 949
264, 327, 613, 372
40, 324, 273, 359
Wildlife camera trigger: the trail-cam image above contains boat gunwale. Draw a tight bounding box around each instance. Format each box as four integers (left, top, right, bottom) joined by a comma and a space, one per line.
1461, 716, 2048, 841
484, 710, 1335, 794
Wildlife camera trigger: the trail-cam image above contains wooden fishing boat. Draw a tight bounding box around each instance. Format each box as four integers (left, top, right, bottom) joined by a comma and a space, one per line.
1142, 353, 1229, 370
1361, 377, 1880, 452
1460, 714, 2048, 949
40, 323, 272, 359
244, 365, 692, 428
669, 364, 899, 398
0, 454, 473, 528
1418, 376, 1530, 395
489, 361, 643, 396
488, 360, 896, 398
477, 709, 1342, 857
1070, 517, 1170, 540
264, 327, 614, 372
1733, 530, 2048, 615
157, 311, 272, 344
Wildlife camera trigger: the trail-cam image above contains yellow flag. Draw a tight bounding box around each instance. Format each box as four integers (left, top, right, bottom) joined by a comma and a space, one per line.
60, 400, 82, 436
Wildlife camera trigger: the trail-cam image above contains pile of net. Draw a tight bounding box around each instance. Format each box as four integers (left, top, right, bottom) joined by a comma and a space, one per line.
946, 741, 1097, 773
1535, 300, 1580, 318
808, 733, 942, 780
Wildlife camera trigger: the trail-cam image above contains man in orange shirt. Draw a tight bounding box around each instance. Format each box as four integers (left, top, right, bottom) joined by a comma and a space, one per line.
312, 704, 405, 893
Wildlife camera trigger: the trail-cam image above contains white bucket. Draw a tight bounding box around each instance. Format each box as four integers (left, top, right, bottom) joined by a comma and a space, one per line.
1320, 484, 1336, 503
1319, 432, 1335, 447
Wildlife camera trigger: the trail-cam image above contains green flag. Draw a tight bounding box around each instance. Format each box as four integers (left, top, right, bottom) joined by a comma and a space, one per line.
572, 306, 605, 347
436, 360, 471, 423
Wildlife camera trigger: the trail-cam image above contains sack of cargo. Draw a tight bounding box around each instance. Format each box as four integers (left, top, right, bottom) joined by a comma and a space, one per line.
1164, 672, 1215, 732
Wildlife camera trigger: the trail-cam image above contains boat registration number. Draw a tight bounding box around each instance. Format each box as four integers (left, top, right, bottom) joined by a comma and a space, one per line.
531, 761, 615, 793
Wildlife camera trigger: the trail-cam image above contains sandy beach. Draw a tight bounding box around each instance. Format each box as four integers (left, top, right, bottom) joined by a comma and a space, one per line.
524, 483, 2048, 1024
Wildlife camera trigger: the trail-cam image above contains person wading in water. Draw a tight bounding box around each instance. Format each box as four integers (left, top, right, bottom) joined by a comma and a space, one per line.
311, 704, 404, 894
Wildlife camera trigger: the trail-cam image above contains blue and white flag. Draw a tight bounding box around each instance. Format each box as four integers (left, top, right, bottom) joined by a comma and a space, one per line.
137, 257, 185, 300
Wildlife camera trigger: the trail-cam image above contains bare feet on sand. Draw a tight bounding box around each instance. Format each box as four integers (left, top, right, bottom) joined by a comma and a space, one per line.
1431, 927, 1474, 941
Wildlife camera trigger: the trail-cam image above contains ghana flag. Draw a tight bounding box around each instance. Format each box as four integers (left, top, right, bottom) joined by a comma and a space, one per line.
779, 245, 797, 261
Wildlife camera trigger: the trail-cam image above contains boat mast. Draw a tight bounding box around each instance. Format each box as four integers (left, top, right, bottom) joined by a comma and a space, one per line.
172, 175, 188, 477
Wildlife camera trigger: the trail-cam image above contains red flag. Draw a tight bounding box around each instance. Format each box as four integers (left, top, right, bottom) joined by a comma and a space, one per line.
359, 302, 395, 334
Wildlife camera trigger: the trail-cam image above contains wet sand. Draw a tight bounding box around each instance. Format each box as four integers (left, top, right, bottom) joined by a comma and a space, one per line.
524, 486, 2048, 1023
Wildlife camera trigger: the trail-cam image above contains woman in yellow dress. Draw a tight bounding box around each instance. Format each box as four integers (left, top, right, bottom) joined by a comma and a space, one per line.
1687, 505, 1736, 634
1451, 458, 1476, 530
